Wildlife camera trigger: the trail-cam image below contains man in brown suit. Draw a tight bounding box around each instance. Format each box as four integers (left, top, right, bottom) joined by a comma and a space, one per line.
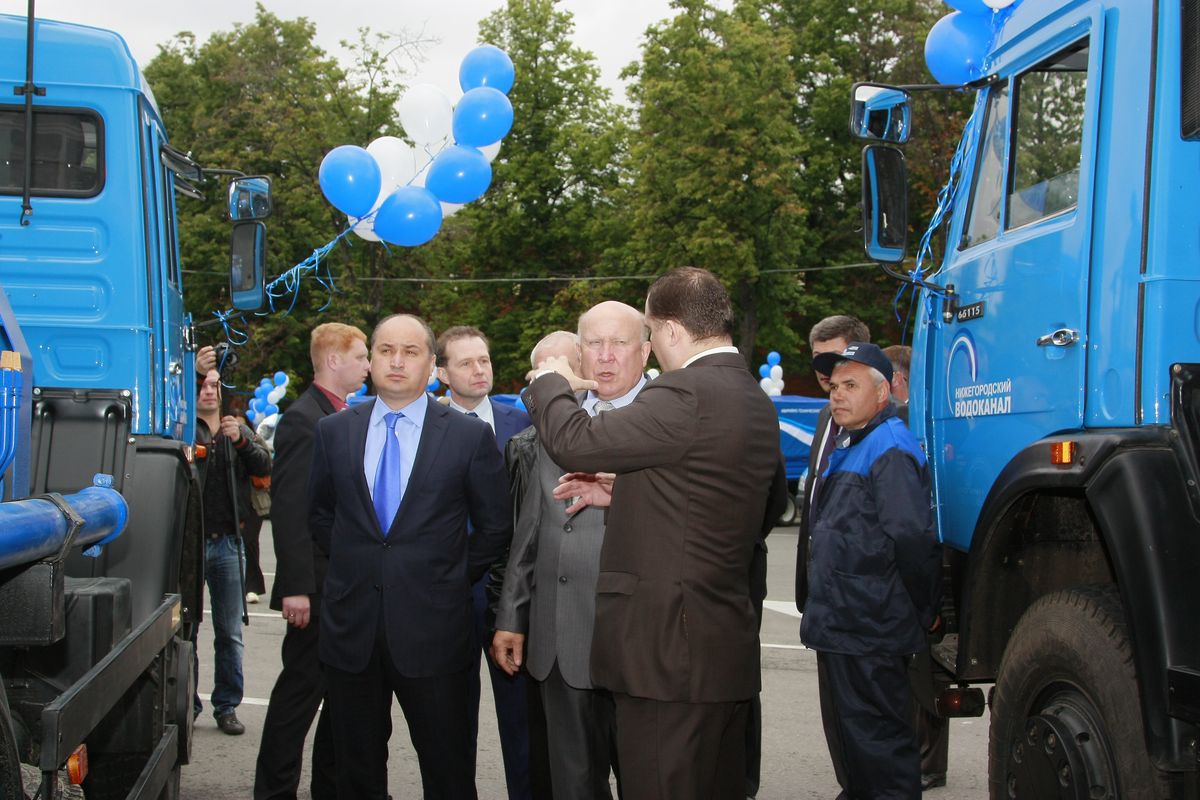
524, 268, 787, 799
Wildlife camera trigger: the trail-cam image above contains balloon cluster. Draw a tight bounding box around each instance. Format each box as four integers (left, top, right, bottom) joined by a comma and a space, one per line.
758, 352, 785, 397
925, 0, 1022, 85
318, 44, 516, 248
248, 371, 288, 428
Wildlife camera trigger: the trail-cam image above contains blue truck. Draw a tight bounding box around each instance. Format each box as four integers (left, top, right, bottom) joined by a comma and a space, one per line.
0, 10, 267, 798
854, 0, 1200, 795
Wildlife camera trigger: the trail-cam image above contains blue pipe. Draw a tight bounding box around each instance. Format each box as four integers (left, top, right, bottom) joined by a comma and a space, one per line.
0, 352, 18, 490
0, 476, 129, 571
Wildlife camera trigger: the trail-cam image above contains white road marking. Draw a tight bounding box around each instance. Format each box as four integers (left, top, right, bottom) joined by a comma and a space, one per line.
763, 600, 801, 619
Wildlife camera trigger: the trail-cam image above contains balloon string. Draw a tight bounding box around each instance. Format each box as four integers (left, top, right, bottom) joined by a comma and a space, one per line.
891, 92, 986, 328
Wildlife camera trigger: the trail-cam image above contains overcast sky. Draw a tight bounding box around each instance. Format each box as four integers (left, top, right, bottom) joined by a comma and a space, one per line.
5, 0, 705, 104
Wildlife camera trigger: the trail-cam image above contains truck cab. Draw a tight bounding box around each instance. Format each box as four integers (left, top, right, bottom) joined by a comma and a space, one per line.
0, 13, 267, 797
856, 0, 1200, 795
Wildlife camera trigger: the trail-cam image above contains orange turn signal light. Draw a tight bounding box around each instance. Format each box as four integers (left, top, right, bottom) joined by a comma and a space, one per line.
67, 744, 88, 784
1050, 440, 1076, 466
195, 444, 207, 460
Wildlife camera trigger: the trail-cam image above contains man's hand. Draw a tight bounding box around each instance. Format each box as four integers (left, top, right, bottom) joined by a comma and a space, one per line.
552, 471, 615, 513
219, 415, 243, 443
490, 630, 526, 676
195, 345, 217, 376
534, 355, 597, 393
282, 595, 311, 629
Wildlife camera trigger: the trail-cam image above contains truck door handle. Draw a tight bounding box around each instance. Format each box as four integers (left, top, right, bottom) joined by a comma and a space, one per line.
1036, 328, 1080, 347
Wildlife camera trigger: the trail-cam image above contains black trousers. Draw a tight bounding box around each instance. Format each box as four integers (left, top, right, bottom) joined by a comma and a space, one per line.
817, 652, 920, 800
536, 662, 620, 800
612, 693, 748, 800
253, 613, 335, 800
324, 624, 477, 800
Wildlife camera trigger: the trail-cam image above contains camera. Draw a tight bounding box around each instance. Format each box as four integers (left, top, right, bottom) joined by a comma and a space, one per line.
213, 342, 240, 377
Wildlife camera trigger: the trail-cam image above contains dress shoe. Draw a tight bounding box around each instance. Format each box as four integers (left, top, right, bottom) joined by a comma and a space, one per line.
921, 772, 947, 791
216, 711, 245, 736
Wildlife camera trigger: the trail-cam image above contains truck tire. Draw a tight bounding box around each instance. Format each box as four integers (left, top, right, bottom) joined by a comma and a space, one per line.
777, 493, 798, 526
988, 586, 1171, 799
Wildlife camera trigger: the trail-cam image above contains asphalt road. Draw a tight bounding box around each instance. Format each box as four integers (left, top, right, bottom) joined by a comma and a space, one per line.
183, 525, 990, 798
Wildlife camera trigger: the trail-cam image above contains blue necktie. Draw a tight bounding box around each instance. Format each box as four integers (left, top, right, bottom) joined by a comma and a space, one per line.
466, 411, 478, 418
373, 411, 403, 534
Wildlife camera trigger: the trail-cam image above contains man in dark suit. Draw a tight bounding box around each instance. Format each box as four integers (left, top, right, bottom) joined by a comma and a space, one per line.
524, 268, 787, 799
435, 325, 533, 800
308, 313, 512, 799
253, 323, 369, 800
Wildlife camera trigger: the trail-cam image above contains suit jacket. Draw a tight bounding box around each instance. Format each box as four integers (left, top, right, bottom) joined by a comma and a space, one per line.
268, 383, 337, 611
496, 395, 608, 689
795, 404, 833, 612
308, 396, 513, 677
525, 352, 786, 703
490, 398, 531, 454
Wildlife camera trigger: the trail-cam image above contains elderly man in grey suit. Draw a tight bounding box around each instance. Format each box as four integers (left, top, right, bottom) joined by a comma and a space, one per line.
492, 301, 650, 800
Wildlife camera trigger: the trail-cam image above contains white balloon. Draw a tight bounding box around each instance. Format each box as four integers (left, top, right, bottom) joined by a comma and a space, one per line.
767, 386, 782, 397
367, 136, 421, 193
267, 385, 286, 404
769, 365, 783, 381
983, 0, 1015, 7
351, 214, 381, 241
399, 84, 454, 145
646, 368, 660, 380
759, 377, 773, 392
479, 141, 502, 162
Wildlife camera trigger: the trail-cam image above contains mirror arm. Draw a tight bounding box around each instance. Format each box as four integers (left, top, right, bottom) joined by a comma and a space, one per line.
195, 311, 246, 329
876, 262, 959, 323
203, 167, 247, 179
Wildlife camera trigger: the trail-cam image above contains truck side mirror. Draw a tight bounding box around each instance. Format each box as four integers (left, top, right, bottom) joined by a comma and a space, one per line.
227, 176, 273, 221
862, 145, 908, 263
850, 83, 911, 144
229, 221, 267, 311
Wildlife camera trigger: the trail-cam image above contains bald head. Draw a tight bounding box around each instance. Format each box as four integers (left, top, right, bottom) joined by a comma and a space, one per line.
578, 301, 650, 400
531, 331, 581, 375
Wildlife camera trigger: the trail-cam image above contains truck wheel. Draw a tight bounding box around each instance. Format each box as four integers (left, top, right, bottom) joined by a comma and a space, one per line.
777, 493, 798, 526
988, 586, 1169, 799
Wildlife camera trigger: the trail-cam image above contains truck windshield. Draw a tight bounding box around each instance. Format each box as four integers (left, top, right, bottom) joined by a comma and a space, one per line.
0, 107, 103, 196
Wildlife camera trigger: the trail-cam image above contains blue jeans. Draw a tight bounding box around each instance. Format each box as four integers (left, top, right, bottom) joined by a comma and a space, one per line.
199, 535, 245, 718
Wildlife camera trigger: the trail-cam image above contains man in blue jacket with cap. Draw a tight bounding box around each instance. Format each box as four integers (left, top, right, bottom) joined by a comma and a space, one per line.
799, 342, 942, 799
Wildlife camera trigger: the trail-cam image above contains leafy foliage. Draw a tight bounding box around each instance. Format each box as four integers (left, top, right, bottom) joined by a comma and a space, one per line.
145, 0, 966, 397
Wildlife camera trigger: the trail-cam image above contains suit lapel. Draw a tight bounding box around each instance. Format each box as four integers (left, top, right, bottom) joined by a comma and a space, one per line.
347, 400, 376, 526
389, 398, 449, 533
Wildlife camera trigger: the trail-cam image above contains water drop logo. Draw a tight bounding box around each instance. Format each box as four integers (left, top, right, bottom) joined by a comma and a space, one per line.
946, 329, 978, 411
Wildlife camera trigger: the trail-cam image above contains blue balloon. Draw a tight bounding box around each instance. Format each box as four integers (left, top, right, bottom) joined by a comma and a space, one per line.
759, 364, 770, 378
427, 377, 441, 392
766, 351, 781, 366
355, 383, 368, 396
452, 87, 514, 147
925, 11, 995, 85
373, 186, 444, 247
459, 44, 515, 94
259, 378, 273, 389
273, 371, 288, 386
426, 145, 493, 204
943, 0, 991, 13
264, 403, 279, 417
250, 397, 265, 412
318, 145, 381, 218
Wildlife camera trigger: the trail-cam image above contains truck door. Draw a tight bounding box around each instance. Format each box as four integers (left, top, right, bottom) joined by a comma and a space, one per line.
140, 102, 189, 441
925, 12, 1102, 550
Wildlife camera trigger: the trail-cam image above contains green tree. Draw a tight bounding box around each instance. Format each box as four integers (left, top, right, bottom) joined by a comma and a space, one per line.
144, 5, 422, 394
765, 0, 969, 358
620, 0, 808, 361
